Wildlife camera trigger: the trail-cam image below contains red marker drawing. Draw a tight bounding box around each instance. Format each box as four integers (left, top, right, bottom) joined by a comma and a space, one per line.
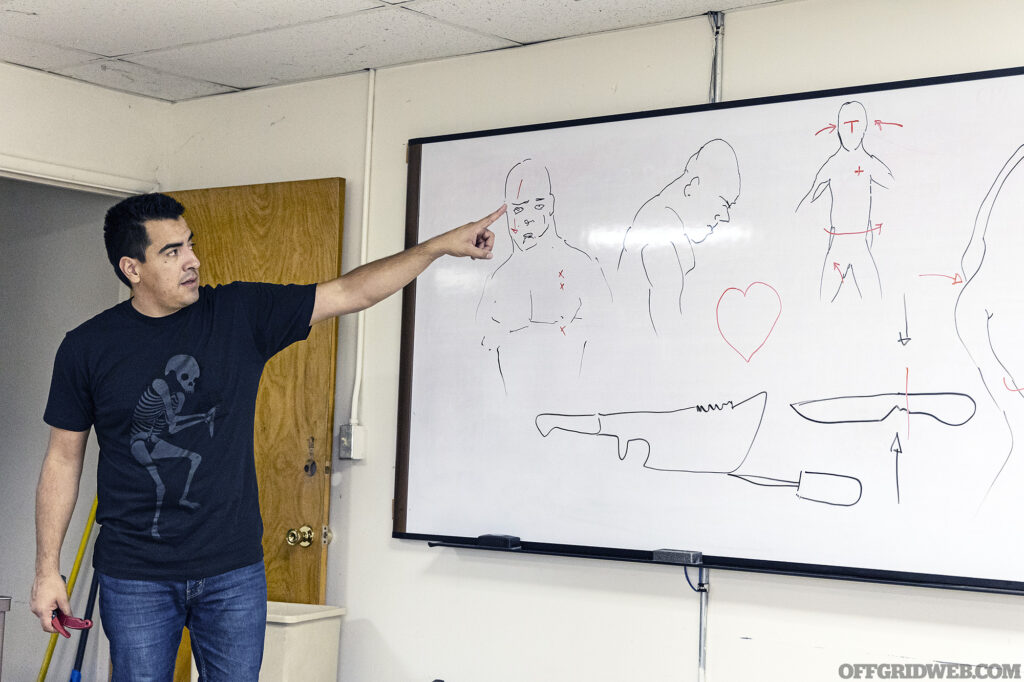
905, 367, 910, 438
918, 273, 963, 285
816, 123, 837, 136
823, 223, 883, 236
874, 119, 904, 131
716, 282, 782, 363
1003, 377, 1024, 393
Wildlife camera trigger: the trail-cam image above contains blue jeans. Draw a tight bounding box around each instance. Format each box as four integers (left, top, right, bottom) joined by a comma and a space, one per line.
98, 560, 267, 681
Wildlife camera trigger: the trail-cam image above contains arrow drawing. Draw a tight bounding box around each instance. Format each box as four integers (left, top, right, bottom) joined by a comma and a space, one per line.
890, 432, 903, 504
897, 294, 911, 346
919, 272, 963, 285
873, 119, 904, 131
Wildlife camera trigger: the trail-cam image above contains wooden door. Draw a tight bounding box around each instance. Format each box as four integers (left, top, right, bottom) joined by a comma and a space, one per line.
166, 179, 344, 679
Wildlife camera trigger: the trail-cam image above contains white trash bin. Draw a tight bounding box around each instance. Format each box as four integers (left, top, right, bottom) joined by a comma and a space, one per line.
192, 601, 346, 681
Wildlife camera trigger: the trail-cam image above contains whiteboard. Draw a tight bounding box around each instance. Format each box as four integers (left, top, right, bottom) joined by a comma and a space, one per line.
395, 67, 1024, 593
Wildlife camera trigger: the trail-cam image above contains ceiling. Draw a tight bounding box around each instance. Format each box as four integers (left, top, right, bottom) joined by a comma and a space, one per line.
0, 0, 776, 102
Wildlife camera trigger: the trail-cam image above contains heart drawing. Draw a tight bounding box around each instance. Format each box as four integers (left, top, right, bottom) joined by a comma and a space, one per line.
716, 282, 782, 363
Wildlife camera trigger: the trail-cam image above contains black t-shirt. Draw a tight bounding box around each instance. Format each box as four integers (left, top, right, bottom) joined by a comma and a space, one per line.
44, 282, 316, 580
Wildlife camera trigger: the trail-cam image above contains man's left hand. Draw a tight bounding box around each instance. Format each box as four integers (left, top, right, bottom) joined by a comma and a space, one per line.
432, 204, 505, 260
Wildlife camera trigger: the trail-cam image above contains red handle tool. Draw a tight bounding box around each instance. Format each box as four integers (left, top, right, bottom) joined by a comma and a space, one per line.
51, 610, 93, 639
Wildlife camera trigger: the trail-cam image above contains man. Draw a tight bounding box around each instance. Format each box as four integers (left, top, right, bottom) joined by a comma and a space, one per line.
797, 100, 893, 302
476, 158, 610, 394
617, 138, 741, 335
30, 192, 504, 679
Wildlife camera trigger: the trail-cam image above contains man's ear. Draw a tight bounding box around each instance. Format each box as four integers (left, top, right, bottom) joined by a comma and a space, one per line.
119, 256, 142, 286
683, 175, 701, 198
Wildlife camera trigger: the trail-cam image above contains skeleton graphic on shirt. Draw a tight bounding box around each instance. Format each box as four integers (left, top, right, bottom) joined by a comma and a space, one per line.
130, 354, 216, 538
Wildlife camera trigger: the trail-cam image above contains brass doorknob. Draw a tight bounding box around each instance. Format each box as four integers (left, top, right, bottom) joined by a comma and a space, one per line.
286, 525, 314, 547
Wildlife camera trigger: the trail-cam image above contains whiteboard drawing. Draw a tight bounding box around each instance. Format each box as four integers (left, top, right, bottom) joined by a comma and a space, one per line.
404, 67, 1024, 590
535, 392, 767, 473
716, 282, 782, 363
789, 392, 977, 426
536, 392, 862, 506
890, 433, 903, 504
791, 391, 976, 504
897, 293, 911, 346
616, 138, 741, 335
729, 471, 862, 507
954, 144, 1024, 504
797, 101, 893, 303
477, 158, 611, 394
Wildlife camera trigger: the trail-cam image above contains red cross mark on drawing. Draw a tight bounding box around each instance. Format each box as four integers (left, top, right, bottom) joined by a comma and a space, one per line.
854, 166, 864, 176
560, 282, 565, 291
560, 326, 566, 336
558, 269, 565, 278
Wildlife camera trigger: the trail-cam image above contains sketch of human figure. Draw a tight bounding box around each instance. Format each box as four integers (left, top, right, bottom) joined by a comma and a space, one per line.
955, 144, 1024, 506
130, 354, 216, 538
476, 159, 611, 394
797, 101, 893, 303
617, 139, 740, 335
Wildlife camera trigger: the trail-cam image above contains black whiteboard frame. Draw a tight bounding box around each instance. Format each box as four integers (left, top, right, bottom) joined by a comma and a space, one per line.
394, 64, 1024, 596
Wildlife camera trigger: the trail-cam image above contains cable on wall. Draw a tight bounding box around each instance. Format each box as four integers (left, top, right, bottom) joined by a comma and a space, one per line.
708, 11, 726, 104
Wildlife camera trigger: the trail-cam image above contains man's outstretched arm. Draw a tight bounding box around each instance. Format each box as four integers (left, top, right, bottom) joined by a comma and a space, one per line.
310, 205, 505, 325
31, 426, 89, 633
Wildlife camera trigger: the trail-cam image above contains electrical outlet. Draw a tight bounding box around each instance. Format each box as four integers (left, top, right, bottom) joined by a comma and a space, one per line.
337, 423, 367, 460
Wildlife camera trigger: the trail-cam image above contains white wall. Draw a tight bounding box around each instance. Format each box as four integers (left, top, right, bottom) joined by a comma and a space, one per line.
0, 61, 163, 193
0, 177, 124, 680
4, 0, 1024, 680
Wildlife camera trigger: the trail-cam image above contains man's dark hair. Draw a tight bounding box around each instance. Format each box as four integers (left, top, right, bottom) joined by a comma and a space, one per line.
103, 193, 185, 287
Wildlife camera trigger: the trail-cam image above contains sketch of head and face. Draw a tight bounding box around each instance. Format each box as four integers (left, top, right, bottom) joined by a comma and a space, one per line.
504, 159, 556, 252
665, 139, 741, 244
837, 101, 868, 152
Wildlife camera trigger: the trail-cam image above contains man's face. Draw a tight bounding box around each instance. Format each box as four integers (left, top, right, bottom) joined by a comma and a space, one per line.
837, 102, 867, 151
132, 217, 201, 315
688, 174, 739, 244
508, 192, 554, 251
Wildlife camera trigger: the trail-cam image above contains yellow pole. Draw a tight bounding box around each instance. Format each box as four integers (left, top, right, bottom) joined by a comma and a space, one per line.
36, 497, 98, 682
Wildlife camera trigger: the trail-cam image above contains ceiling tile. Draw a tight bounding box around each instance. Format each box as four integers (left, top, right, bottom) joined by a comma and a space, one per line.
130, 6, 518, 89
0, 0, 383, 55
55, 59, 237, 100
0, 33, 100, 70
403, 0, 765, 44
